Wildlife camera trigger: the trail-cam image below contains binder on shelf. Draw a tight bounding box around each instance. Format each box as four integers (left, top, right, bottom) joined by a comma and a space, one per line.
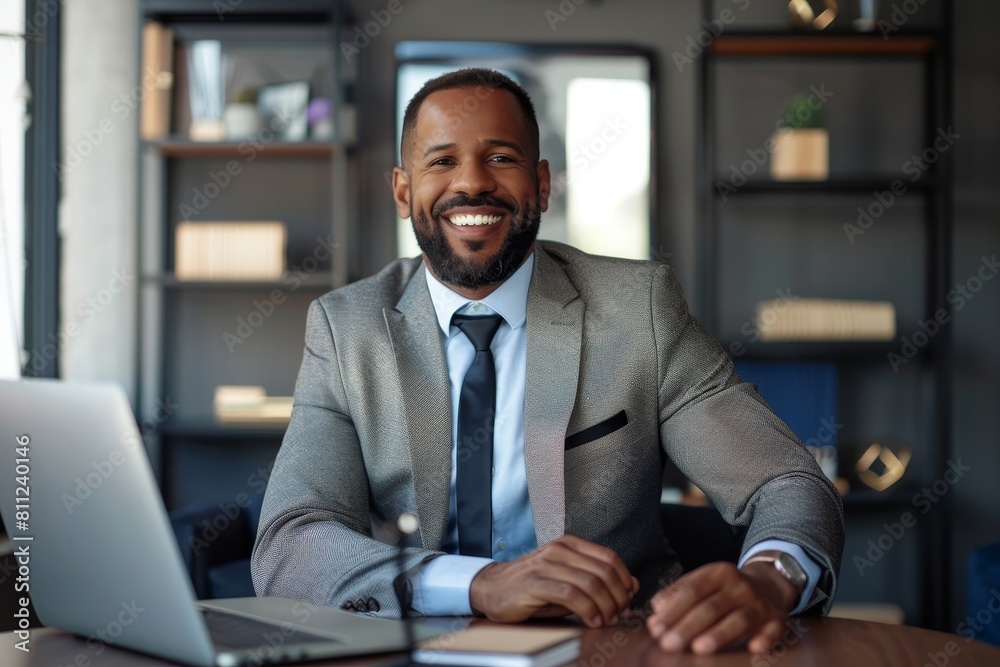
213, 385, 293, 427
755, 298, 896, 342
140, 21, 174, 140
175, 221, 287, 281
734, 361, 839, 480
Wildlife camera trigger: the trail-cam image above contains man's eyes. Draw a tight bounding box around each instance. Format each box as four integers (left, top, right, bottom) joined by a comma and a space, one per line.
428, 155, 515, 167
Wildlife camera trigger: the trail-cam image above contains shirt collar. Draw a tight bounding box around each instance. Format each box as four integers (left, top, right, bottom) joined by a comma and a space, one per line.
425, 252, 534, 335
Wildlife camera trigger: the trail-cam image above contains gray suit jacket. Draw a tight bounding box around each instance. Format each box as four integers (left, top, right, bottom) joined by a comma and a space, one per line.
251, 241, 844, 616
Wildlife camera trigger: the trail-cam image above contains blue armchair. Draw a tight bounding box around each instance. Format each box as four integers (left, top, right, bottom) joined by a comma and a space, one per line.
169, 492, 264, 599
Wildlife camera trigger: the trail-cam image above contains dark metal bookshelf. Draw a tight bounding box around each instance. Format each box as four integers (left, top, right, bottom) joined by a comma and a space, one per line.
699, 7, 953, 631
136, 0, 354, 510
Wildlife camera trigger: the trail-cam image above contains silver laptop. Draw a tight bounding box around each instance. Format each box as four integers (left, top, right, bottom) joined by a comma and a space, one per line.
0, 378, 446, 666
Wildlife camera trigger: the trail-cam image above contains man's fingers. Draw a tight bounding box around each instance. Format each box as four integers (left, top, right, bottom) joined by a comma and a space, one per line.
535, 563, 628, 626
647, 565, 728, 630
543, 543, 634, 614
470, 537, 638, 626
654, 589, 741, 653
556, 535, 636, 594
748, 618, 787, 654
689, 607, 759, 655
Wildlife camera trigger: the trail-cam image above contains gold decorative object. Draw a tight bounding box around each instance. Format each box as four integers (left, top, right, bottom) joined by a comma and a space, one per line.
789, 0, 840, 30
856, 442, 912, 491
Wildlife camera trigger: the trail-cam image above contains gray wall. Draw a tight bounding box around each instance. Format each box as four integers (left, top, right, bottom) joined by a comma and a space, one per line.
950, 0, 1000, 628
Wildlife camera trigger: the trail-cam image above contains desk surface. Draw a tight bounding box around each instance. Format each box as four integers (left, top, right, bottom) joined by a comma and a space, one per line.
3, 616, 1000, 666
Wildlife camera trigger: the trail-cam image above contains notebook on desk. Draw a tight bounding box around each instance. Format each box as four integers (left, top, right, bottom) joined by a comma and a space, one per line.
0, 378, 447, 666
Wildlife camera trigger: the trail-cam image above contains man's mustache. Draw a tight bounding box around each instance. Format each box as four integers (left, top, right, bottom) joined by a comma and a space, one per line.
432, 194, 518, 219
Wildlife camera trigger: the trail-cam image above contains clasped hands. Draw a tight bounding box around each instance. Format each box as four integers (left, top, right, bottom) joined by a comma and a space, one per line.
468, 534, 800, 655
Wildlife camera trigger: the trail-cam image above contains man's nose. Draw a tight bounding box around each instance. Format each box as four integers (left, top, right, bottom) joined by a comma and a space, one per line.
449, 160, 497, 196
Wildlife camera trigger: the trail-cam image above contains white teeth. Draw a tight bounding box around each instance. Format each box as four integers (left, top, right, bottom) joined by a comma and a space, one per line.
448, 214, 502, 226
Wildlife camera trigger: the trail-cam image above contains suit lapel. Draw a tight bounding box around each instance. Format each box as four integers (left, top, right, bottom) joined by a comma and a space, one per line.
384, 266, 452, 551
524, 247, 583, 546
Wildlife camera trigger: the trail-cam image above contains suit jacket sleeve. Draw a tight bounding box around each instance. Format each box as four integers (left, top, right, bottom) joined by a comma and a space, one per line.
651, 264, 845, 614
251, 299, 442, 616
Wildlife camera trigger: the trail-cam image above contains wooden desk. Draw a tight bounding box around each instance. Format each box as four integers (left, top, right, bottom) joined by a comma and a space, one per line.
2, 617, 999, 666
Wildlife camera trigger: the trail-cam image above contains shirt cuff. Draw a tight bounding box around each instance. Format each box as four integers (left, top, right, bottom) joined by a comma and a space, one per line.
408, 554, 493, 616
739, 539, 822, 615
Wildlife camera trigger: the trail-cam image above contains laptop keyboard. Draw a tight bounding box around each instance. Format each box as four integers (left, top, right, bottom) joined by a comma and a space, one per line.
201, 609, 340, 651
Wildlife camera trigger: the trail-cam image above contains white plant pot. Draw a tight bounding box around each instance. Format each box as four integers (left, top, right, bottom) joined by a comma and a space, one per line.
223, 103, 260, 139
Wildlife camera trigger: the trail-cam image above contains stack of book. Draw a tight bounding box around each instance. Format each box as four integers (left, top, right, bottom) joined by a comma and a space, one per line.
755, 298, 896, 342
213, 386, 293, 426
175, 221, 286, 281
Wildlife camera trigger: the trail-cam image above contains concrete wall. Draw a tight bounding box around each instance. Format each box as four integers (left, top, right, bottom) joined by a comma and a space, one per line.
60, 0, 139, 395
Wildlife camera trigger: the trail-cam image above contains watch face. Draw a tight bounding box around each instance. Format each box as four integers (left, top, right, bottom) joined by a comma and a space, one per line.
777, 553, 808, 589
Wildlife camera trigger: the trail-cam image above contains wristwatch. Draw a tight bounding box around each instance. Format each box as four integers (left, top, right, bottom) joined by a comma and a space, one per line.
741, 550, 808, 594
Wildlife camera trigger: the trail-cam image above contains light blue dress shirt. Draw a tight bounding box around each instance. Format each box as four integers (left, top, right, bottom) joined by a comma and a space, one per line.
408, 252, 820, 616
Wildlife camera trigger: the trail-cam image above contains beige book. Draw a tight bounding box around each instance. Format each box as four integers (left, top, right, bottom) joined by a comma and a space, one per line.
756, 298, 896, 342
175, 221, 286, 280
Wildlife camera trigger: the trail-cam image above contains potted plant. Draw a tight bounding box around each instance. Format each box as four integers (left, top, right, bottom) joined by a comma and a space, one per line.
223, 87, 261, 139
770, 94, 830, 180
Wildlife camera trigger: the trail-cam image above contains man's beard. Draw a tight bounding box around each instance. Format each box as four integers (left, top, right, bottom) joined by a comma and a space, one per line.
412, 193, 541, 290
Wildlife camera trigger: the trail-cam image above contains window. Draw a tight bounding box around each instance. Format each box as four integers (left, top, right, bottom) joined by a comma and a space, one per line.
394, 42, 653, 261
0, 3, 28, 379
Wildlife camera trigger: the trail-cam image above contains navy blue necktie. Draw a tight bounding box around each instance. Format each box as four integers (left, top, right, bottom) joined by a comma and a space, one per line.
452, 313, 503, 558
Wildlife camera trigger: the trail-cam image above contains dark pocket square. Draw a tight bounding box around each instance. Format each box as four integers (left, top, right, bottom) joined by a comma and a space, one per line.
565, 410, 628, 450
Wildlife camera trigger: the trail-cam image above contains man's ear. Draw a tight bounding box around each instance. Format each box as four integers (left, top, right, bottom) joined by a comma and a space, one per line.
392, 167, 411, 219
536, 159, 551, 213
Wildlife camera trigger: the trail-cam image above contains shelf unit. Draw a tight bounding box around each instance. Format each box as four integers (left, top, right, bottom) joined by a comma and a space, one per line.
136, 0, 354, 509
699, 14, 952, 629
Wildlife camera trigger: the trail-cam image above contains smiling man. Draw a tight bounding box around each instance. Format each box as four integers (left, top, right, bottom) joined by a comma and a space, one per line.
252, 68, 844, 655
